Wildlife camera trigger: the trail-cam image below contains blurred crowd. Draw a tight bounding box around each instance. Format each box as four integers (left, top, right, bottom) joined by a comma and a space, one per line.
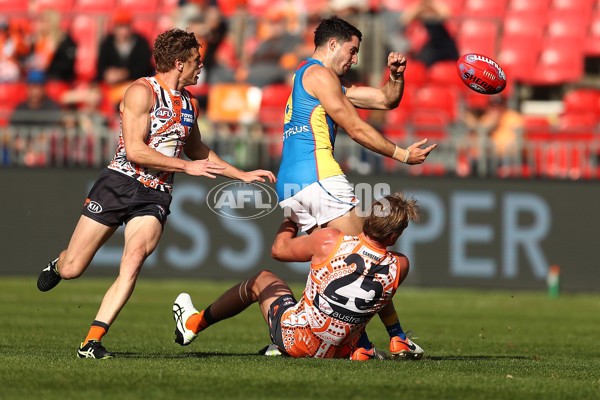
1, 0, 599, 179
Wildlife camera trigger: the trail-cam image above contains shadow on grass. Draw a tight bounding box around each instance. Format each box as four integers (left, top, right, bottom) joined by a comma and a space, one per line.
115, 351, 266, 359
426, 355, 532, 361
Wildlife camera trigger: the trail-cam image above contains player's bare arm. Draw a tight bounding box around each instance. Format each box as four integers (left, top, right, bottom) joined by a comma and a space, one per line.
305, 65, 436, 164
184, 99, 276, 183
271, 219, 340, 263
121, 81, 224, 178
345, 52, 407, 110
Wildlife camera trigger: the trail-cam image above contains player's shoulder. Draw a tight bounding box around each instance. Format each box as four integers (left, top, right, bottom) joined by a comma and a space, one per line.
122, 78, 154, 110
388, 250, 409, 265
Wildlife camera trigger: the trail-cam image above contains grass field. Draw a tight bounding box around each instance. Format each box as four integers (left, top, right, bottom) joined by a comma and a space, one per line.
1, 276, 599, 400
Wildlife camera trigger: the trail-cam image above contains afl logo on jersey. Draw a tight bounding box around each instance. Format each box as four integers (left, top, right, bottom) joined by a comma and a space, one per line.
87, 201, 103, 214
154, 107, 173, 120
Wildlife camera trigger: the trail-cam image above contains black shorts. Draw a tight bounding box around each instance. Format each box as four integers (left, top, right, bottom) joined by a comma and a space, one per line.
81, 168, 172, 227
268, 294, 297, 353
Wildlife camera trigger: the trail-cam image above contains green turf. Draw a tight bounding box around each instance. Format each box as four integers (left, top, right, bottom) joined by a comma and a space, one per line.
1, 276, 599, 400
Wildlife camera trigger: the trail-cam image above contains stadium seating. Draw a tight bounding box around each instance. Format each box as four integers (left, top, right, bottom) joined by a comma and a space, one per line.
527, 39, 585, 86
117, 0, 159, 13
73, 0, 117, 13
584, 11, 600, 56
258, 83, 290, 132
0, 0, 27, 12
549, 0, 595, 16
426, 60, 463, 90
545, 14, 590, 41
411, 84, 460, 122
463, 0, 508, 19
507, 0, 551, 15
562, 89, 600, 117
456, 18, 500, 58
35, 0, 75, 12
70, 15, 101, 82
497, 37, 540, 83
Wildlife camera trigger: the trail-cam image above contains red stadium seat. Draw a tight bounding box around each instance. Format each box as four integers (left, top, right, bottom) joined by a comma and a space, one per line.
160, 0, 180, 13
497, 36, 541, 83
70, 15, 100, 81
74, 0, 117, 13
563, 89, 600, 117
463, 0, 508, 19
502, 12, 546, 41
584, 11, 600, 56
116, 0, 159, 12
45, 81, 71, 104
403, 59, 427, 88
34, 0, 75, 11
550, 0, 594, 17
507, 0, 551, 15
258, 83, 291, 131
456, 19, 500, 58
528, 40, 585, 85
412, 84, 459, 121
426, 60, 463, 90
545, 14, 589, 41
152, 15, 174, 41
558, 112, 599, 132
523, 115, 552, 133
383, 87, 414, 140
0, 0, 27, 12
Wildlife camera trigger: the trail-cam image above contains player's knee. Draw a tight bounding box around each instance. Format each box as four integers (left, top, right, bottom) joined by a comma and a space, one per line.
59, 258, 85, 280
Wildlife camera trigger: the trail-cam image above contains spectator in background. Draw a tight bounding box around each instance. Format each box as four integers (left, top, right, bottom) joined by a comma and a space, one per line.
401, 0, 459, 68
10, 69, 65, 167
27, 9, 77, 82
237, 8, 302, 87
460, 96, 523, 176
96, 8, 154, 108
10, 70, 63, 127
0, 17, 29, 82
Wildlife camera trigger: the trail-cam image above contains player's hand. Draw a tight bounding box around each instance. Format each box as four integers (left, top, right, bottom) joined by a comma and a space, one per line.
406, 138, 438, 165
388, 52, 407, 76
239, 169, 277, 183
184, 159, 226, 178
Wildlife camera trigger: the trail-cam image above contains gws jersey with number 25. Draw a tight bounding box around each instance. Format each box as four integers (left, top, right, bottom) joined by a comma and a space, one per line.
108, 76, 198, 194
280, 233, 403, 358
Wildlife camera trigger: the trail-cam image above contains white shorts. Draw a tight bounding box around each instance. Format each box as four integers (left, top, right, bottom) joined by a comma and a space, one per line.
278, 175, 359, 232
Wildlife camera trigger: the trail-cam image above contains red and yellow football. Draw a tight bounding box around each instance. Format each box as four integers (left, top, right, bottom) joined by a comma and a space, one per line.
456, 53, 507, 95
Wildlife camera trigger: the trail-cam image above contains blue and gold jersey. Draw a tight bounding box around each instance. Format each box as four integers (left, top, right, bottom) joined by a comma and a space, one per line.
276, 58, 344, 200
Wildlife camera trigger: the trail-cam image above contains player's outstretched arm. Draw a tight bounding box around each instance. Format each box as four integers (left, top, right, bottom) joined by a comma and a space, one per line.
271, 219, 340, 263
183, 100, 276, 183
306, 66, 437, 165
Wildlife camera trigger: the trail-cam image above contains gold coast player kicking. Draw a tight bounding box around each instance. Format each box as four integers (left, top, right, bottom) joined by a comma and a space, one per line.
37, 29, 275, 359
173, 193, 424, 360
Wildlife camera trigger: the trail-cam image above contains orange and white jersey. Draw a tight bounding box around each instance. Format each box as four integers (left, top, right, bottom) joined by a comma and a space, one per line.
280, 233, 403, 358
108, 76, 198, 193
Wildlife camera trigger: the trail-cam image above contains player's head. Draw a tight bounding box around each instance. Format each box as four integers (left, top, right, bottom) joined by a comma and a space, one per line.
154, 29, 201, 74
363, 193, 419, 246
314, 16, 362, 76
314, 16, 362, 48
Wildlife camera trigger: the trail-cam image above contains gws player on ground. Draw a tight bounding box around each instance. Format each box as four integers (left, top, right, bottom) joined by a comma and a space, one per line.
174, 193, 424, 360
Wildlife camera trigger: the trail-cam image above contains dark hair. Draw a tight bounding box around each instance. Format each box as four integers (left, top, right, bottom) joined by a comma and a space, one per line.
314, 16, 362, 48
153, 29, 200, 73
363, 193, 419, 244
